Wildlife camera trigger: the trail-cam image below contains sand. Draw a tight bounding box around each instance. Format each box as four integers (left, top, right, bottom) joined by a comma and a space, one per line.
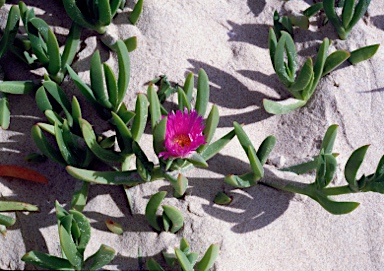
1, 0, 384, 270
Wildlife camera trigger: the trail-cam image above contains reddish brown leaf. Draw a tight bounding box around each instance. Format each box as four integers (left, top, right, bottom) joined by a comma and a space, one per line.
0, 165, 48, 184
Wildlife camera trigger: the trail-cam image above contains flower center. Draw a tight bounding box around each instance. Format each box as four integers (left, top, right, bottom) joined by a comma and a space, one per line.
173, 134, 191, 148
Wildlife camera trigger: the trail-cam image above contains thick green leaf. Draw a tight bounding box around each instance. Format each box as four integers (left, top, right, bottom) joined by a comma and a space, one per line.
233, 122, 252, 154
162, 210, 171, 232
71, 96, 82, 133
66, 65, 99, 109
303, 2, 323, 18
284, 32, 297, 80
196, 244, 219, 271
256, 135, 276, 165
312, 192, 360, 214
59, 225, 82, 268
133, 141, 154, 182
55, 200, 69, 222
131, 93, 148, 142
268, 28, 277, 68
146, 258, 165, 271
145, 191, 167, 231
316, 152, 337, 188
54, 122, 78, 166
288, 15, 309, 29
153, 117, 166, 155
104, 63, 118, 109
323, 154, 337, 187
323, 0, 345, 38
84, 244, 116, 271
0, 5, 20, 59
274, 32, 294, 86
180, 238, 190, 254
111, 112, 133, 154
345, 145, 369, 191
177, 86, 192, 112
183, 72, 194, 102
105, 219, 124, 235
348, 44, 380, 65
0, 214, 16, 227
375, 155, 384, 177
62, 0, 97, 31
0, 81, 38, 94
35, 86, 52, 113
124, 36, 137, 52
46, 27, 61, 75
129, 0, 143, 25
186, 152, 208, 168
288, 57, 313, 94
214, 192, 232, 205
201, 129, 235, 161
0, 201, 38, 212
90, 51, 112, 109
175, 248, 193, 271
263, 98, 306, 115
45, 110, 63, 126
247, 145, 264, 179
148, 84, 162, 129
201, 104, 219, 148
322, 50, 350, 76
195, 69, 210, 117
43, 81, 73, 126
187, 253, 198, 266
311, 38, 330, 95
80, 118, 124, 163
116, 40, 130, 104
66, 166, 141, 185
320, 124, 338, 154
342, 0, 355, 29
61, 22, 81, 72
347, 0, 371, 32
70, 181, 90, 212
168, 174, 188, 198
0, 93, 10, 129
224, 172, 258, 188
31, 125, 66, 165
69, 209, 91, 254
117, 103, 135, 124
28, 17, 51, 64
98, 0, 112, 26
21, 251, 73, 270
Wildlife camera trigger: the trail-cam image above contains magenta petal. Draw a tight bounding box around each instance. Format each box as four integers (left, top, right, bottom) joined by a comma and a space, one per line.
160, 109, 206, 160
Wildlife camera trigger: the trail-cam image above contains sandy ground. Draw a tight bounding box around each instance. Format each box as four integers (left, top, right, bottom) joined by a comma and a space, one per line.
1, 0, 384, 270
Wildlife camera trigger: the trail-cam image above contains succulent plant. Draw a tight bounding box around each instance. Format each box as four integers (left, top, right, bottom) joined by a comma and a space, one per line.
21, 201, 116, 271
263, 29, 378, 115
304, 0, 371, 40
147, 237, 219, 271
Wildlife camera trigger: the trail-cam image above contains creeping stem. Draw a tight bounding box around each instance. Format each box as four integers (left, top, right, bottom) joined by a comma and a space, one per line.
259, 178, 355, 197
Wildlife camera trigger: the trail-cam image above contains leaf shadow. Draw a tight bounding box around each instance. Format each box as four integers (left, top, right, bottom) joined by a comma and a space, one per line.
187, 59, 272, 127
371, 15, 384, 31
155, 154, 293, 234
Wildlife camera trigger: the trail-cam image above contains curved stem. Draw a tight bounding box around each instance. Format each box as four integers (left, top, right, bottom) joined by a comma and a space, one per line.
322, 185, 354, 196
259, 178, 312, 196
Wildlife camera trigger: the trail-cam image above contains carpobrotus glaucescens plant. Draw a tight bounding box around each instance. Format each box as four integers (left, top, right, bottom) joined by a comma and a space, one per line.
159, 109, 206, 160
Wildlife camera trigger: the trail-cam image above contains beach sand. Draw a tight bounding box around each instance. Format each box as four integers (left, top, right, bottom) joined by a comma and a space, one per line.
1, 0, 384, 270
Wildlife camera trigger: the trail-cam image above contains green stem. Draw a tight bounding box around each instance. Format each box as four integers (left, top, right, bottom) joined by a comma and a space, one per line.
259, 178, 312, 196
322, 185, 354, 196
261, 177, 355, 197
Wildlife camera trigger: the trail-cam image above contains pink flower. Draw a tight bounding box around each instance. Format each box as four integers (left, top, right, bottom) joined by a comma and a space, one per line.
159, 109, 206, 160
